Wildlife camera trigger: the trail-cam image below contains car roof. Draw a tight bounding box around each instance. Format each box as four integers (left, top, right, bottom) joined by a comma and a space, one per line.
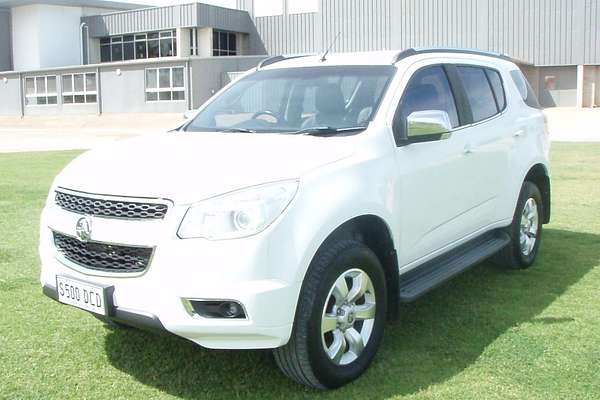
257, 48, 521, 71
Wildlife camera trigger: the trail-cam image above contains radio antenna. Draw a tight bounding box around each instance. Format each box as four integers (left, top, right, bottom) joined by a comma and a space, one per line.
320, 32, 341, 62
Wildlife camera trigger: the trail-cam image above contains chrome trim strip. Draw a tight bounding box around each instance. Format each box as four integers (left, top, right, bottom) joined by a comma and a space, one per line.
181, 298, 250, 321
55, 187, 173, 221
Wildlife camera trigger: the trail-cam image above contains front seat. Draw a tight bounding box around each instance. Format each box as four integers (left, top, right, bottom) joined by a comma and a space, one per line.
302, 83, 346, 128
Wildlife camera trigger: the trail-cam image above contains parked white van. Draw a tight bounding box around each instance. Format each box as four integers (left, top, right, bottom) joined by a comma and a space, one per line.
41, 48, 551, 389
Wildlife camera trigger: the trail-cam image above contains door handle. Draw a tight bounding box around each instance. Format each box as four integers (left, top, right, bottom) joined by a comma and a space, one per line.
463, 144, 473, 155
513, 129, 525, 138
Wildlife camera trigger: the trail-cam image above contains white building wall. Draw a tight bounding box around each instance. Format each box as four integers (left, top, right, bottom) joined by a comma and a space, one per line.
11, 5, 41, 71
11, 4, 121, 71
36, 5, 83, 69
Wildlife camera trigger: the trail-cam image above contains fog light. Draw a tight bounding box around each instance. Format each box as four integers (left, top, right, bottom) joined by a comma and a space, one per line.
183, 299, 247, 319
220, 302, 243, 318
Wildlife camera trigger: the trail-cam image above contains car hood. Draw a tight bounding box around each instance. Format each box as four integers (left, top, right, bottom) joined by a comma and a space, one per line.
55, 132, 355, 204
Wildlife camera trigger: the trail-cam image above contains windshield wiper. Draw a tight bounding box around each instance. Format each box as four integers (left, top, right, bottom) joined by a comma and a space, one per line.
218, 128, 257, 133
291, 126, 367, 136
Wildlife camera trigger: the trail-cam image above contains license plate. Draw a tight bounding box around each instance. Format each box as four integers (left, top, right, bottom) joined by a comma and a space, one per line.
56, 276, 110, 316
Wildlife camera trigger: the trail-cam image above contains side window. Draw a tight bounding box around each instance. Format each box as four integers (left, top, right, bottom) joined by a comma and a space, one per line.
456, 66, 498, 122
510, 69, 542, 109
485, 69, 506, 111
394, 65, 460, 138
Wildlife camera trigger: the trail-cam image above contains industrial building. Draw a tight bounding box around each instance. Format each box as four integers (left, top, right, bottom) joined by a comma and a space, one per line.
0, 0, 598, 117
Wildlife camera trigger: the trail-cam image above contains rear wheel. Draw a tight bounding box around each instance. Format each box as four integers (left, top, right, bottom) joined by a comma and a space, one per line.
494, 181, 544, 269
273, 239, 387, 389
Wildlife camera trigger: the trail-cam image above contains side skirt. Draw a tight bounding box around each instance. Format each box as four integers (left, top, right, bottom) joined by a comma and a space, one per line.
398, 229, 510, 302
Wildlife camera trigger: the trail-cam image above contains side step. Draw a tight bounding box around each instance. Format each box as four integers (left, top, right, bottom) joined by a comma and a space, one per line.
399, 230, 510, 302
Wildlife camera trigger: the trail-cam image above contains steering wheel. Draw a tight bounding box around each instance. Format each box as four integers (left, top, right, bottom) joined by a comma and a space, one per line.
251, 110, 279, 123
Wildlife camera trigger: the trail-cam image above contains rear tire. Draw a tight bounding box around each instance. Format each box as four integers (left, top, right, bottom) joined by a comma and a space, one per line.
494, 181, 543, 269
273, 239, 387, 389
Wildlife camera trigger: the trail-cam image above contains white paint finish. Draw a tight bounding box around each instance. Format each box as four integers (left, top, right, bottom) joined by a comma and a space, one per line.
39, 50, 550, 351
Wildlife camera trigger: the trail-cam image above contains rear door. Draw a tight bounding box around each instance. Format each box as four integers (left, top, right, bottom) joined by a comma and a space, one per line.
449, 64, 512, 229
390, 60, 511, 267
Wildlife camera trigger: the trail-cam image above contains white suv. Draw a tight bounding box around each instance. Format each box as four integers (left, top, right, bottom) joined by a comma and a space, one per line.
40, 48, 551, 389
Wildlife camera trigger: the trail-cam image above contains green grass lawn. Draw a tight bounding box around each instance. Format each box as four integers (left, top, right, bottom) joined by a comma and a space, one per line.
1, 144, 599, 399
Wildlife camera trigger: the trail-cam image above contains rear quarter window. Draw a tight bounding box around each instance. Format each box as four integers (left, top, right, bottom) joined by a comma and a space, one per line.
485, 69, 506, 111
510, 69, 542, 109
456, 66, 498, 122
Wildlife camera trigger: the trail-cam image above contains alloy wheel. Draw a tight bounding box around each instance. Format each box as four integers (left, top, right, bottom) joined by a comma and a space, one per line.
320, 268, 376, 366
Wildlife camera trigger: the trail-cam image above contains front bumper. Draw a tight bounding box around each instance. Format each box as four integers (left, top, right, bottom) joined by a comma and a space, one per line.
39, 202, 300, 349
43, 284, 166, 331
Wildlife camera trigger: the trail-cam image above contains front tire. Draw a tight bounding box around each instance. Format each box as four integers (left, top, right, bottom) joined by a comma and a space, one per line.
273, 239, 387, 389
494, 181, 544, 269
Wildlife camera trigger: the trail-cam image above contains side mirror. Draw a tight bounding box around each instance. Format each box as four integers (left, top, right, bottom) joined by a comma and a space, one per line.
406, 110, 452, 142
184, 109, 197, 120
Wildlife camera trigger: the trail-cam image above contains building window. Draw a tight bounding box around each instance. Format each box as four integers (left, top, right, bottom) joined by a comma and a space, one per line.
24, 75, 58, 106
100, 30, 177, 62
145, 67, 185, 102
213, 30, 237, 56
62, 73, 97, 104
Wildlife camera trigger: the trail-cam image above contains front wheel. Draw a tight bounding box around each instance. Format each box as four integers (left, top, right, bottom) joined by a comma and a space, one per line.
494, 181, 544, 269
273, 240, 387, 389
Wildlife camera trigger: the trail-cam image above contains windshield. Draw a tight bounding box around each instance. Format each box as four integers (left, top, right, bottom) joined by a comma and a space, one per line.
184, 65, 396, 134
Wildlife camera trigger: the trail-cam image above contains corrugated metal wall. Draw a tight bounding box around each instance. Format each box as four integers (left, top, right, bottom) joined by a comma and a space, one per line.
584, 0, 600, 64
253, 0, 600, 66
390, 0, 479, 51
320, 0, 392, 53
255, 13, 319, 54
82, 0, 600, 66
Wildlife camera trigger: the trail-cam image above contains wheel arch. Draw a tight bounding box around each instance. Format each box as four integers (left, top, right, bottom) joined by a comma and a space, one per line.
524, 163, 551, 224
310, 214, 399, 318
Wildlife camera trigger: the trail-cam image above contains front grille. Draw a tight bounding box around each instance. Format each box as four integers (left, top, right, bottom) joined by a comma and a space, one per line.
53, 232, 153, 274
55, 190, 168, 220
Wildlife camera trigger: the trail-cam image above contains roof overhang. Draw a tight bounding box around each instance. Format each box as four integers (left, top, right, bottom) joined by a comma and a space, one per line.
0, 0, 147, 10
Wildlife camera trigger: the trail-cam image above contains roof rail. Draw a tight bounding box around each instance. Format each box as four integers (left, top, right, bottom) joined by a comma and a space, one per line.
391, 48, 530, 65
256, 54, 313, 70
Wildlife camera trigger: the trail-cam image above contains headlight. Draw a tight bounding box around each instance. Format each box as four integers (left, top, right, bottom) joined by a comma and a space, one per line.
177, 180, 299, 240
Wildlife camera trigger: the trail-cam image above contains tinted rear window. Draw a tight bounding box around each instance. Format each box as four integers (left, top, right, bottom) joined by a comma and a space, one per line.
485, 69, 506, 111
510, 69, 541, 109
457, 66, 498, 122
